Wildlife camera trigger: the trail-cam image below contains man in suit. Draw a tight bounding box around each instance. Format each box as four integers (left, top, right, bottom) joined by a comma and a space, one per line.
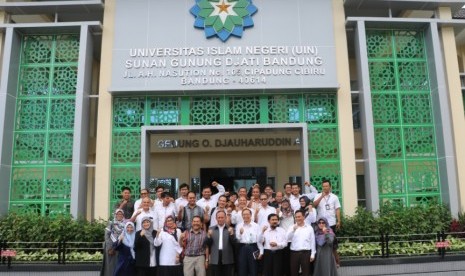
207, 210, 236, 276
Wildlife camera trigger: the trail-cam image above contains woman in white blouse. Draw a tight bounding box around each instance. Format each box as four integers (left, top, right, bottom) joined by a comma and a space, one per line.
154, 215, 183, 276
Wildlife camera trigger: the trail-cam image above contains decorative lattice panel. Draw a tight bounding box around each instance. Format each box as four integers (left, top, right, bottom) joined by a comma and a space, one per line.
48, 133, 74, 163
15, 99, 48, 130
377, 161, 405, 194
10, 167, 44, 200
395, 30, 424, 59
368, 62, 396, 91
113, 97, 145, 128
112, 131, 141, 164
367, 29, 440, 207
309, 162, 341, 196
111, 167, 141, 208
268, 95, 300, 123
9, 34, 79, 215
374, 127, 402, 159
366, 30, 393, 59
304, 94, 337, 125
398, 62, 429, 91
55, 34, 80, 63
45, 167, 72, 199
52, 66, 78, 95
190, 96, 221, 125
229, 96, 260, 124
13, 133, 46, 164
401, 94, 432, 124
49, 99, 75, 129
371, 94, 399, 124
149, 97, 180, 125
308, 128, 339, 159
19, 67, 50, 96
22, 35, 53, 64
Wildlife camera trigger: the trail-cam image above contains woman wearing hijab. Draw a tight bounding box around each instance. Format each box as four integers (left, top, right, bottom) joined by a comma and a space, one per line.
154, 215, 183, 276
134, 216, 157, 276
114, 221, 136, 276
313, 217, 339, 276
297, 195, 317, 225
101, 209, 126, 276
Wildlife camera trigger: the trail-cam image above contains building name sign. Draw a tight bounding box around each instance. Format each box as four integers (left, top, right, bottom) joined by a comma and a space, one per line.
123, 45, 325, 86
157, 137, 300, 149
111, 0, 337, 92
151, 132, 301, 153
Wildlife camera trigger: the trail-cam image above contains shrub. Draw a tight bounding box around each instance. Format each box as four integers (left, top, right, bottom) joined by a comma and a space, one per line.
339, 203, 452, 239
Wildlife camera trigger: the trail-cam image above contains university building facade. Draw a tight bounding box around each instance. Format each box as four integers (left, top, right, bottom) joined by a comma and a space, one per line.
1, 0, 465, 220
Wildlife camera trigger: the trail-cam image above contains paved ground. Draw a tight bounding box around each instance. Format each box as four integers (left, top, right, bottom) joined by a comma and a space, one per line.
339, 260, 465, 276
1, 259, 464, 275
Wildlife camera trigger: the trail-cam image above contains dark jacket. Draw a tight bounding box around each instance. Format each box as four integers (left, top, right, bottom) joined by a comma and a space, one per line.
134, 230, 157, 268
206, 225, 236, 265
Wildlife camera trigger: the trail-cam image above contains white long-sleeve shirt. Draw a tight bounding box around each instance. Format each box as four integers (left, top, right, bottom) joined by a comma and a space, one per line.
286, 224, 316, 258
231, 208, 255, 225
132, 209, 157, 231
235, 221, 263, 252
256, 206, 276, 227
154, 229, 183, 265
259, 226, 287, 254
196, 184, 225, 210
154, 202, 176, 229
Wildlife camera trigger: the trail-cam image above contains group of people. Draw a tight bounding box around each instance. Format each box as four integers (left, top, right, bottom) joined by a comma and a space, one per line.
101, 179, 341, 276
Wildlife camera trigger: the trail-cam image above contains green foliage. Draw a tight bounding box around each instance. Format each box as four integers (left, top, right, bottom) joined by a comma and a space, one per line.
0, 213, 106, 245
339, 203, 451, 239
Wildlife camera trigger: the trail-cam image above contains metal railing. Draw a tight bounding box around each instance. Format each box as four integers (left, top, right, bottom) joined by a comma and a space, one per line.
0, 240, 103, 266
338, 231, 465, 259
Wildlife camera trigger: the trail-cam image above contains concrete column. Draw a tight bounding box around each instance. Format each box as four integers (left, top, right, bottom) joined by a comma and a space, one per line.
70, 25, 94, 218
434, 7, 465, 215
94, 0, 116, 219
333, 0, 358, 215
353, 20, 380, 212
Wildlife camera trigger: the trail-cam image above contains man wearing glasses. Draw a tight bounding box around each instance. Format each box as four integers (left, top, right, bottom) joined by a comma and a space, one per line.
255, 193, 277, 228
134, 188, 153, 211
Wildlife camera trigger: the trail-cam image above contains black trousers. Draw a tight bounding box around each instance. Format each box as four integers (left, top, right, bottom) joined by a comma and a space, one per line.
210, 250, 234, 276
237, 244, 258, 276
290, 250, 311, 276
263, 249, 283, 276
136, 266, 156, 276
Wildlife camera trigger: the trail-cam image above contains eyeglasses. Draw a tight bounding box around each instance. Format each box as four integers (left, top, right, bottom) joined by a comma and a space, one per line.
141, 192, 148, 195
260, 198, 268, 200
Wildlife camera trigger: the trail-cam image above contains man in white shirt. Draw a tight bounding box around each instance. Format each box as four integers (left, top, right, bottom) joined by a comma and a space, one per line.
210, 195, 230, 227
153, 186, 165, 209
287, 210, 315, 276
235, 209, 262, 276
247, 186, 261, 210
231, 196, 255, 225
175, 183, 189, 228
303, 181, 318, 201
259, 213, 287, 276
131, 197, 158, 231
207, 211, 236, 276
134, 188, 153, 211
234, 187, 248, 206
154, 192, 176, 229
196, 181, 225, 215
255, 193, 276, 227
290, 182, 319, 211
175, 183, 189, 211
